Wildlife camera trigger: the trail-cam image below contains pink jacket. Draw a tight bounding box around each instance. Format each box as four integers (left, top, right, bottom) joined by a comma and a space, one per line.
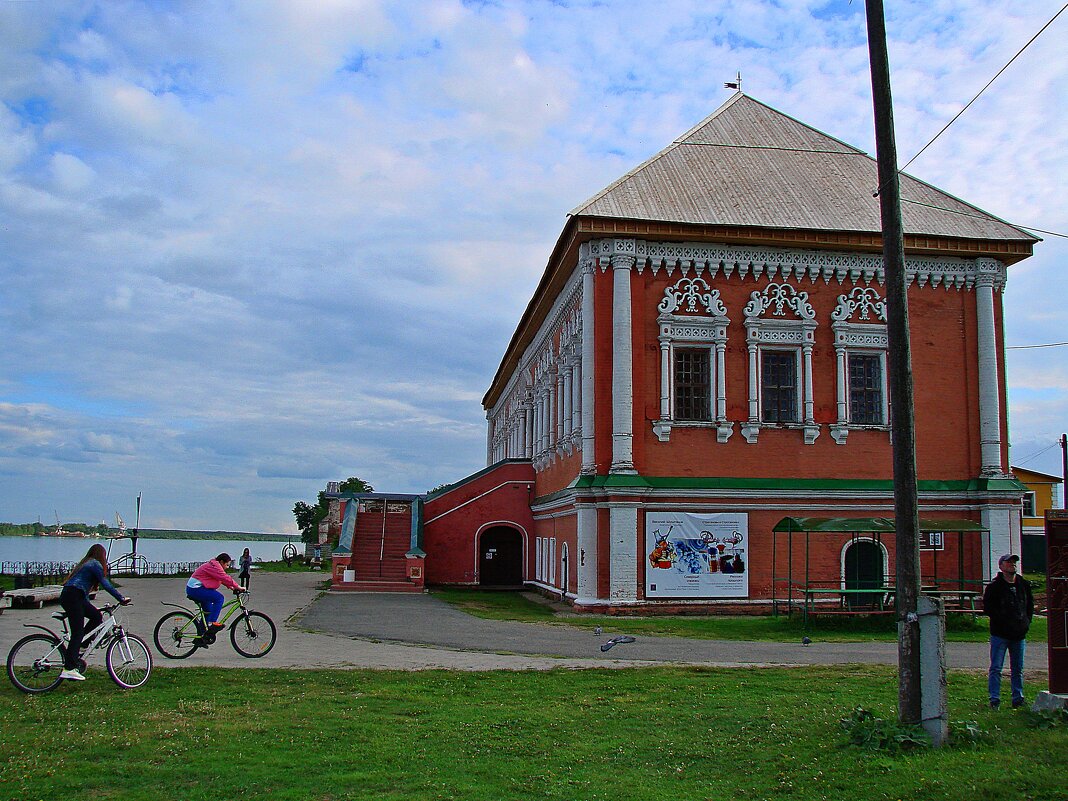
190, 559, 243, 591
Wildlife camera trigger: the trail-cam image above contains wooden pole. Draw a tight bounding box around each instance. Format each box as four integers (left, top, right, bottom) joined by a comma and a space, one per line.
864, 0, 923, 725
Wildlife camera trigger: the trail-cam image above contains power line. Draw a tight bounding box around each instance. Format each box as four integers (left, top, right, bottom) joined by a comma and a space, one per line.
874, 3, 1068, 198
899, 198, 1067, 239
1007, 341, 1068, 350
1014, 441, 1060, 466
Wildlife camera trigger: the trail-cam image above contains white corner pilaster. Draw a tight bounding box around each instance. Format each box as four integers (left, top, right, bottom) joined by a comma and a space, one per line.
580, 262, 596, 475
980, 506, 1014, 580
610, 254, 636, 474
608, 504, 639, 604
575, 505, 601, 605
975, 260, 1005, 476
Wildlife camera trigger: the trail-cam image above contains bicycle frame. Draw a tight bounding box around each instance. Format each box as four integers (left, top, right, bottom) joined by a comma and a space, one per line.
160, 591, 249, 627
22, 603, 129, 662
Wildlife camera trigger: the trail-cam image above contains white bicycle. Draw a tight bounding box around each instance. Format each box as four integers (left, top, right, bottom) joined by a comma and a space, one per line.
6, 601, 153, 693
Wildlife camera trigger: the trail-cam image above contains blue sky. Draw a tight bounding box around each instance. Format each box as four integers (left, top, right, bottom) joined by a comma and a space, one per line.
1, 1, 1065, 533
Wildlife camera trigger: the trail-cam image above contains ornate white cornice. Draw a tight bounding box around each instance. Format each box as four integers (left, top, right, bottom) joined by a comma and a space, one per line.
583, 238, 1006, 291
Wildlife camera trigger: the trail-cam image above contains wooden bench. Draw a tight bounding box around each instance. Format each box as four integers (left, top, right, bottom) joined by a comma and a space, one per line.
803, 587, 896, 623
2, 585, 94, 609
923, 589, 981, 617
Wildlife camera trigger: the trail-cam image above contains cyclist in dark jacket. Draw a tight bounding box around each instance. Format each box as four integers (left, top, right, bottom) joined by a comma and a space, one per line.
982, 554, 1034, 709
59, 543, 129, 681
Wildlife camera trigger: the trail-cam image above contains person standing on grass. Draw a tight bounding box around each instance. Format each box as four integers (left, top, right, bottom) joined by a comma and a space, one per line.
186, 553, 246, 643
238, 547, 252, 588
982, 553, 1034, 710
59, 543, 130, 681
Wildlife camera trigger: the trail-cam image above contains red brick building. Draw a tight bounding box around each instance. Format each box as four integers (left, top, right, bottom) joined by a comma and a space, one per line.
332, 93, 1036, 612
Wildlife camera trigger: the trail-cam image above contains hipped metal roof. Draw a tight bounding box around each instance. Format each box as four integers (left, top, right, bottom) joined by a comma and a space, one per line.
570, 93, 1037, 242
484, 93, 1038, 409
773, 517, 989, 534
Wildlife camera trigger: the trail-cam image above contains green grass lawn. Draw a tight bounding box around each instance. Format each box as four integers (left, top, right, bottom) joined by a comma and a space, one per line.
430, 588, 1050, 643
2, 666, 1063, 801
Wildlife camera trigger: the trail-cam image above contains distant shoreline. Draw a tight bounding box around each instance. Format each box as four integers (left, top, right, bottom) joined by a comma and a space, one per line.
1, 529, 300, 542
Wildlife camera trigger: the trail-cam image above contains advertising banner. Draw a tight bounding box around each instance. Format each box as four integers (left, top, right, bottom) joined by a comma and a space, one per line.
646, 511, 749, 598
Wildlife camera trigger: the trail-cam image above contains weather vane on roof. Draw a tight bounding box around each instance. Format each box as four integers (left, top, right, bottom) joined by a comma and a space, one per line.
724, 72, 742, 91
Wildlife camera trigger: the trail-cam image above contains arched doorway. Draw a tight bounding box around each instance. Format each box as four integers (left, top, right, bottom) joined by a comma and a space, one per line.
844, 539, 884, 609
479, 526, 523, 587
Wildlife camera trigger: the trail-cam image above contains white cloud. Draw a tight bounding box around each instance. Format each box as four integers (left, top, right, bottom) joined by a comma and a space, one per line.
0, 0, 1065, 531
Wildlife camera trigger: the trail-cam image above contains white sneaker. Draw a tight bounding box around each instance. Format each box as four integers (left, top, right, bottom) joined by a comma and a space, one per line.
59, 668, 87, 681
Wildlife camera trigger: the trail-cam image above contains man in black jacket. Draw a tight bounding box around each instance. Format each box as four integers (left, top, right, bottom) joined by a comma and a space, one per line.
982, 554, 1034, 709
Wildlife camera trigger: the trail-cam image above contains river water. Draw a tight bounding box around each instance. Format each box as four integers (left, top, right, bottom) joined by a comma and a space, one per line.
0, 534, 299, 569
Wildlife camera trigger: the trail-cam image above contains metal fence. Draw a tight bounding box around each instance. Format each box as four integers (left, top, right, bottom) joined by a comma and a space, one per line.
2, 559, 201, 583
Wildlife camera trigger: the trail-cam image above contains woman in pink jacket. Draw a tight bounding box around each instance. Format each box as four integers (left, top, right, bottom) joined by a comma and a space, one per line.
186, 553, 246, 641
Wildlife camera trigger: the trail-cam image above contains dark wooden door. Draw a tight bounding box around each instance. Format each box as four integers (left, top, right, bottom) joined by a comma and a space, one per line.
479, 527, 523, 586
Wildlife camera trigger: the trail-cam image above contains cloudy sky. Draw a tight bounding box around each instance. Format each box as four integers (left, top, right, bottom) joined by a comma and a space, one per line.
1, 1, 1065, 534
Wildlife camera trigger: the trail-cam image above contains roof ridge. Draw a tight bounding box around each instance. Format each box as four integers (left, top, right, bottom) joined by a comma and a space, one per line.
570, 93, 749, 216
719, 94, 866, 155
570, 92, 865, 216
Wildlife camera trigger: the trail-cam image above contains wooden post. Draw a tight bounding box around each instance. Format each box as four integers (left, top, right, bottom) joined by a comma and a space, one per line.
864, 0, 923, 727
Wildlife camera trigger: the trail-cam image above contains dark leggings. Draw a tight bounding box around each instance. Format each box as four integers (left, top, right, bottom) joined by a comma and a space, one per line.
59, 586, 102, 669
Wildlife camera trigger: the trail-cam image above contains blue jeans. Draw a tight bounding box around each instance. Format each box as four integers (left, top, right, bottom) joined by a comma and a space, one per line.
988, 635, 1026, 703
186, 585, 224, 623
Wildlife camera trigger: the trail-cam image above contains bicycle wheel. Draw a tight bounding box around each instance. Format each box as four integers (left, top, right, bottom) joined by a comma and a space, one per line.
106, 634, 153, 689
7, 634, 65, 694
230, 611, 276, 657
153, 611, 200, 659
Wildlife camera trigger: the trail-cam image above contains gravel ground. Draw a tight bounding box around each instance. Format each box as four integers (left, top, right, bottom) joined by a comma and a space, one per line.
1, 571, 1047, 674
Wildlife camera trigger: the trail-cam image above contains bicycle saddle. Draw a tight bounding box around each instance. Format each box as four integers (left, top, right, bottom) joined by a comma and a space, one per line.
51, 611, 68, 621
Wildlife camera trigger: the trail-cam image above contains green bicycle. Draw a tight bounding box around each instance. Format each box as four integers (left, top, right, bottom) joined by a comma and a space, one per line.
152, 590, 276, 659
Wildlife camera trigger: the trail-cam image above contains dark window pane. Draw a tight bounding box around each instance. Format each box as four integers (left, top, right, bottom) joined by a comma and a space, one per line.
761, 351, 797, 423
674, 348, 711, 421
849, 353, 883, 425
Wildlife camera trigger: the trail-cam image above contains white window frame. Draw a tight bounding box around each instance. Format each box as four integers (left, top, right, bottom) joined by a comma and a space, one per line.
741, 283, 818, 444
830, 287, 890, 444
535, 537, 543, 581
1022, 491, 1037, 518
652, 276, 732, 443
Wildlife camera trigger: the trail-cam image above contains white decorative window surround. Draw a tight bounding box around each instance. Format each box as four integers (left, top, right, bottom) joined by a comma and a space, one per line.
830, 287, 889, 444
653, 277, 733, 443
742, 283, 819, 444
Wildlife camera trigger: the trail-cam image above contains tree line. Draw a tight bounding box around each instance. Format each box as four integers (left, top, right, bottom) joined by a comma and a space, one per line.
292, 477, 374, 544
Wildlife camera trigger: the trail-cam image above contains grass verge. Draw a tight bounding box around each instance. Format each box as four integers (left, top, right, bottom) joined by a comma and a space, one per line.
2, 666, 1063, 801
430, 588, 1049, 643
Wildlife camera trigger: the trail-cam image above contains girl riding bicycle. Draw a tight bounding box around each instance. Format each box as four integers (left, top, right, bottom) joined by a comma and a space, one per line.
186, 553, 246, 642
59, 543, 130, 681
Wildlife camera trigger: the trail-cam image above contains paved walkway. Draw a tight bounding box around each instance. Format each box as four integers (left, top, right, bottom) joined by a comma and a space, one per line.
0, 572, 1047, 673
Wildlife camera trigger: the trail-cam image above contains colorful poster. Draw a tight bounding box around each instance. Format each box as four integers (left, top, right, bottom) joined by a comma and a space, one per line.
645, 511, 749, 598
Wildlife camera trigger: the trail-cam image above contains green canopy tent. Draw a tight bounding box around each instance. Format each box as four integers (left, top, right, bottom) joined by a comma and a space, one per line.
771, 517, 989, 617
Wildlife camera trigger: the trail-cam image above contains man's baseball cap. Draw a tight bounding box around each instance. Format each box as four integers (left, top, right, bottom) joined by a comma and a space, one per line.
998, 554, 1020, 565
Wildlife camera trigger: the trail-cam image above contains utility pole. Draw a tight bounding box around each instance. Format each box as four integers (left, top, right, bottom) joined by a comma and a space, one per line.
864, 0, 923, 726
